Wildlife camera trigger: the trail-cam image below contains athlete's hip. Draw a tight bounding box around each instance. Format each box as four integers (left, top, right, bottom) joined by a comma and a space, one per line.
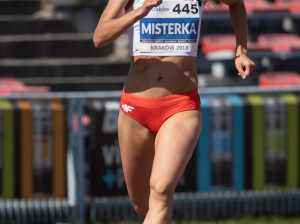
119, 87, 201, 134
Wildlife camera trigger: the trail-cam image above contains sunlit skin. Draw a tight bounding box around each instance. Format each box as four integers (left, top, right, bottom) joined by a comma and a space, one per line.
94, 0, 255, 223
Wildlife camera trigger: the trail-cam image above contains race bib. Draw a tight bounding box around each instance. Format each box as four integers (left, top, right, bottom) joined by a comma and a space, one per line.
139, 0, 203, 53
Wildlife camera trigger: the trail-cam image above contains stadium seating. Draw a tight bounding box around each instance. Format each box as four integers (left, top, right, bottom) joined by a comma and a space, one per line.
257, 33, 300, 52
199, 0, 300, 78
258, 71, 300, 87
0, 0, 127, 91
201, 34, 274, 54
275, 0, 300, 13
202, 33, 300, 53
204, 0, 291, 14
0, 78, 50, 94
201, 34, 236, 54
244, 0, 289, 14
0, 0, 40, 15
200, 31, 300, 79
203, 1, 228, 13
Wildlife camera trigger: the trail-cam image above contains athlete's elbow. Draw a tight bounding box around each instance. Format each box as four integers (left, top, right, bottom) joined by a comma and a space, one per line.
93, 31, 107, 48
93, 40, 101, 48
93, 36, 104, 48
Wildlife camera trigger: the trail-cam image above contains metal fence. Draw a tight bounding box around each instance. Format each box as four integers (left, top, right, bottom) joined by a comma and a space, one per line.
1, 189, 300, 223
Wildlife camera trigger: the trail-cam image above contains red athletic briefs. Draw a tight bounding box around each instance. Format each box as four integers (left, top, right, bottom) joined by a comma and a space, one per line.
120, 88, 201, 134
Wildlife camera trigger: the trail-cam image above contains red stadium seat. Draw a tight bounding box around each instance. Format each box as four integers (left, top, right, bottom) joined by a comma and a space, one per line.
275, 0, 300, 13
0, 89, 11, 95
203, 0, 289, 14
0, 78, 50, 94
244, 0, 289, 13
201, 34, 270, 54
259, 72, 300, 87
257, 33, 300, 52
201, 35, 236, 54
247, 42, 271, 52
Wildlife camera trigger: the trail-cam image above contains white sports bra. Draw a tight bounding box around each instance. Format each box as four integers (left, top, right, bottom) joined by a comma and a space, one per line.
126, 0, 204, 57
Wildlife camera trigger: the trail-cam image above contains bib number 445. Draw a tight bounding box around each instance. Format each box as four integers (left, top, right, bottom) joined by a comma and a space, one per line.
173, 4, 199, 14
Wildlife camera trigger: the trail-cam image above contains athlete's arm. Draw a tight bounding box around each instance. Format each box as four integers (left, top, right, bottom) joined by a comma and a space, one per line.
93, 0, 162, 48
219, 0, 255, 79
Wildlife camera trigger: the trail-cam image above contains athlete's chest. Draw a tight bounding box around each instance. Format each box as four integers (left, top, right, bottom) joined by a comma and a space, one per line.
138, 0, 203, 53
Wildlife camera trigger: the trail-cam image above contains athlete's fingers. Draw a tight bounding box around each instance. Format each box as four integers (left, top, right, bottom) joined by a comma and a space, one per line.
249, 61, 256, 73
147, 0, 161, 5
143, 0, 162, 10
235, 60, 246, 79
235, 55, 256, 79
151, 0, 162, 7
243, 62, 251, 77
242, 60, 256, 79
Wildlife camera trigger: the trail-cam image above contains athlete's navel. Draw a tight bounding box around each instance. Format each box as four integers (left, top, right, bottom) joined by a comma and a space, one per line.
157, 76, 162, 82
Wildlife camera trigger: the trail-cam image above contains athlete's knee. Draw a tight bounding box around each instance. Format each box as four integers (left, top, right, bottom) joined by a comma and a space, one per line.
150, 179, 173, 202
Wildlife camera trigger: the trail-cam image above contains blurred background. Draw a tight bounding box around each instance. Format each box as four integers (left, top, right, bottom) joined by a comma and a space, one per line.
0, 0, 300, 223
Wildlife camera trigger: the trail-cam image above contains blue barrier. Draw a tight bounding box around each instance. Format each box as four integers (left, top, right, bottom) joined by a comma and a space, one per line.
197, 94, 244, 192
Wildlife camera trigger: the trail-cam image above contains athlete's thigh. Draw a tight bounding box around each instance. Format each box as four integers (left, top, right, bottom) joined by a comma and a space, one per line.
151, 110, 202, 190
118, 111, 155, 206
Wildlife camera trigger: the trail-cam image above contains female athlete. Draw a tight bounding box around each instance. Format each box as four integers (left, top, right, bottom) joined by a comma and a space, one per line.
93, 0, 255, 223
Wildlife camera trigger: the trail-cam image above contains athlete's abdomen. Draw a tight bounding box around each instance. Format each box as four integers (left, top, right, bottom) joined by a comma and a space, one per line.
124, 55, 198, 97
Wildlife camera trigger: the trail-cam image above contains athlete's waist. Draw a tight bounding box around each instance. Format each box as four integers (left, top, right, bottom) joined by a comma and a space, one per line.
130, 55, 196, 69
123, 79, 199, 98
121, 86, 200, 107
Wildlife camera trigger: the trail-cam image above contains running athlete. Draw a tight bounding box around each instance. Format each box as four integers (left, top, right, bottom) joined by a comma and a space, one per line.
93, 0, 255, 223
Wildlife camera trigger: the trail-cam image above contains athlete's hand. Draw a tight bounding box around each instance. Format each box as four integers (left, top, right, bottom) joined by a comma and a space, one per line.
140, 0, 163, 17
235, 54, 256, 79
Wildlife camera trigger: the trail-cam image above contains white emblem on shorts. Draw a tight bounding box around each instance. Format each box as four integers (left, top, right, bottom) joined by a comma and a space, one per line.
122, 104, 135, 112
